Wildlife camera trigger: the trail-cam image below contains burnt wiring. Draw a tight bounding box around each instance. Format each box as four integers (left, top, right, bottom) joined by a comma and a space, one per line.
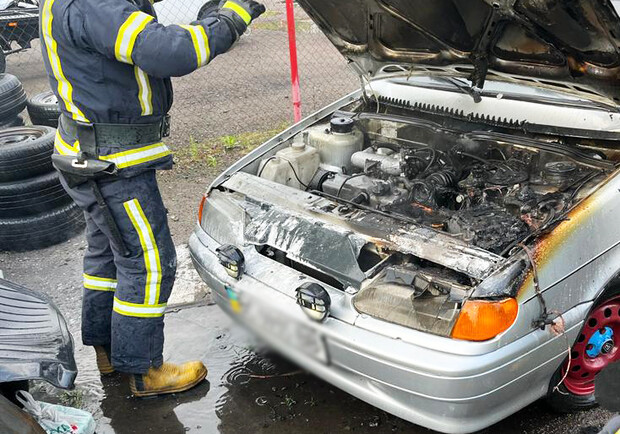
337, 173, 367, 198
257, 156, 310, 191
519, 243, 572, 393
518, 243, 552, 329
453, 149, 514, 172
360, 74, 381, 114
551, 312, 572, 395
500, 171, 604, 257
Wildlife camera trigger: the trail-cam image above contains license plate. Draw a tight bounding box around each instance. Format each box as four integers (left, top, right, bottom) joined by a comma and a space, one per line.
225, 286, 242, 314
233, 288, 328, 364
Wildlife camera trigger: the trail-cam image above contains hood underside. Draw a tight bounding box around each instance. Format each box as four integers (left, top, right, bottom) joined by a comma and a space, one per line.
297, 0, 620, 106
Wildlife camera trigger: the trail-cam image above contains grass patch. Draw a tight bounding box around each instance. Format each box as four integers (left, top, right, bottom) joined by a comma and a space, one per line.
253, 19, 315, 33
261, 10, 281, 19
174, 122, 290, 170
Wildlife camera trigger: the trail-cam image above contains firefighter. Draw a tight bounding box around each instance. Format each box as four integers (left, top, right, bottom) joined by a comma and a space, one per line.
40, 0, 265, 396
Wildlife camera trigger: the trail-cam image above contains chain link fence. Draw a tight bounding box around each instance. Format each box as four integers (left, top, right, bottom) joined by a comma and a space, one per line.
6, 0, 357, 148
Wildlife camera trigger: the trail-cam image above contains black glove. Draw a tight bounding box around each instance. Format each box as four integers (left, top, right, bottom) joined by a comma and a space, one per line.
219, 0, 266, 36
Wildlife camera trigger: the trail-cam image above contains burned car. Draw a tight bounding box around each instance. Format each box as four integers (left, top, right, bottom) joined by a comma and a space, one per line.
190, 1, 620, 432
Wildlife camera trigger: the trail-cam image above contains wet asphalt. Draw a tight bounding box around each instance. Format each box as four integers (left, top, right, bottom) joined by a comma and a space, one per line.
0, 235, 615, 434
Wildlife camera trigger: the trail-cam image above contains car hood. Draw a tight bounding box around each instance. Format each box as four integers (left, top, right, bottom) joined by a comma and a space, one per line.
296, 0, 620, 106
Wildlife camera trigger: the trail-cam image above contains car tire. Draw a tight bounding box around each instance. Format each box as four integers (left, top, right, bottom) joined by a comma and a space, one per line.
546, 292, 620, 413
0, 115, 24, 130
0, 171, 72, 218
26, 91, 60, 128
197, 0, 219, 20
0, 74, 26, 121
0, 202, 85, 252
546, 369, 597, 413
0, 126, 56, 183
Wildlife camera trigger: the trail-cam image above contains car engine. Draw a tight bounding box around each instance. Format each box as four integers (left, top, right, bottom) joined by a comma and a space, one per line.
258, 115, 606, 254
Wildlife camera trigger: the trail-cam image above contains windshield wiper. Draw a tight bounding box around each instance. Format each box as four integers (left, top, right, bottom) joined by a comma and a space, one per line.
438, 77, 482, 103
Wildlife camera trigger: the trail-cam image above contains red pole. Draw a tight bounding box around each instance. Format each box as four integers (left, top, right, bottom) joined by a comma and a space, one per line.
285, 0, 302, 122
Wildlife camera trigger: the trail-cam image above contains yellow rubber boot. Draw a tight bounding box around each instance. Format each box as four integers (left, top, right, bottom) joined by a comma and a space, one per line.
94, 345, 115, 375
130, 361, 207, 397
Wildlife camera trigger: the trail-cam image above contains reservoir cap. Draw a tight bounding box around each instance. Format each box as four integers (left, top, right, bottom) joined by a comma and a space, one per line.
330, 117, 354, 134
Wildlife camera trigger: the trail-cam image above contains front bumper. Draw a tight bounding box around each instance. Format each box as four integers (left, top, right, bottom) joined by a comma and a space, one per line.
190, 226, 585, 434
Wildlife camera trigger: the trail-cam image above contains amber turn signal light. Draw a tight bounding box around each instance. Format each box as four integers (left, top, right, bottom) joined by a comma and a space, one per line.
451, 298, 519, 341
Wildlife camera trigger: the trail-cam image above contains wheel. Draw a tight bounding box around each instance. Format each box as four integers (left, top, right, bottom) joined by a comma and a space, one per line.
547, 294, 620, 412
0, 115, 24, 130
0, 171, 72, 218
0, 126, 56, 183
0, 202, 85, 252
26, 91, 60, 128
0, 74, 26, 121
197, 0, 219, 20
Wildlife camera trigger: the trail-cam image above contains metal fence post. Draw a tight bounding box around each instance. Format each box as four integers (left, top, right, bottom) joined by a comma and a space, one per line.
285, 0, 302, 123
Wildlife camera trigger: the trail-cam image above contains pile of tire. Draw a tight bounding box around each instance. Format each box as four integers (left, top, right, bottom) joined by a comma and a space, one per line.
0, 74, 85, 252
26, 90, 61, 128
0, 74, 26, 130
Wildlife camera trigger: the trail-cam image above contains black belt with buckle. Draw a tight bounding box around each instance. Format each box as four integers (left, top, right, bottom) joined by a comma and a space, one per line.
60, 114, 171, 161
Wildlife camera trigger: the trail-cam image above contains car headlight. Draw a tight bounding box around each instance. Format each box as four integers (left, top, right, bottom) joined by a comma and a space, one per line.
198, 190, 245, 246
353, 282, 462, 337
353, 265, 519, 340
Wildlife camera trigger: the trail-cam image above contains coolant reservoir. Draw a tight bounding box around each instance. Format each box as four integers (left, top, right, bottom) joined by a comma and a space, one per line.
305, 117, 363, 173
258, 142, 320, 190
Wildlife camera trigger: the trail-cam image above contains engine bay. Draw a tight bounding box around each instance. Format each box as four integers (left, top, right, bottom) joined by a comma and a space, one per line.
256, 112, 612, 255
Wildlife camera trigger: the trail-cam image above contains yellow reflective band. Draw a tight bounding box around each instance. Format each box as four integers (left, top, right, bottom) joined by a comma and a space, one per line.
99, 143, 170, 169
41, 0, 88, 122
54, 131, 79, 156
83, 274, 117, 291
180, 25, 210, 68
123, 199, 161, 306
113, 298, 166, 318
134, 66, 153, 115
222, 1, 251, 25
115, 11, 154, 64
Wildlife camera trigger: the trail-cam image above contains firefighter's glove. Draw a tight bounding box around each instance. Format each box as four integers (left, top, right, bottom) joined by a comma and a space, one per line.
219, 0, 266, 36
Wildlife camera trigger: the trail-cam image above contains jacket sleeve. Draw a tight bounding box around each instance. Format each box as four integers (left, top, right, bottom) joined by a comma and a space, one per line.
70, 0, 239, 78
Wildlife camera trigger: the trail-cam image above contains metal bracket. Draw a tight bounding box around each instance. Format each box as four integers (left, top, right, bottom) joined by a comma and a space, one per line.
71, 159, 88, 169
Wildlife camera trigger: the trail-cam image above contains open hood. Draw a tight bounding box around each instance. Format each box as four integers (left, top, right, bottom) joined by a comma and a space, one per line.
296, 0, 620, 107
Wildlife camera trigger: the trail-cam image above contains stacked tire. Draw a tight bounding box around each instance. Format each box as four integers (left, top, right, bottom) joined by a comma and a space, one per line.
0, 75, 85, 252
0, 74, 26, 130
27, 90, 61, 128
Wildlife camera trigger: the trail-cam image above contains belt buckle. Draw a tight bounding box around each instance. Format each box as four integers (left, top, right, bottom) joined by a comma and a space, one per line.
75, 121, 97, 158
161, 115, 171, 138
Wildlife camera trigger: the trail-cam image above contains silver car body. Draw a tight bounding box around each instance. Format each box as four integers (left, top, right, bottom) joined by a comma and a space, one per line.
191, 1, 620, 432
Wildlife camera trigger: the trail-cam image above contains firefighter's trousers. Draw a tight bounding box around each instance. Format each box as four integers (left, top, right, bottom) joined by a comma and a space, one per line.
59, 170, 176, 374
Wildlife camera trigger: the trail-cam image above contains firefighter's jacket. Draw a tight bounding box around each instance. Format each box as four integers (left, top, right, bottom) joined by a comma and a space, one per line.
40, 0, 241, 175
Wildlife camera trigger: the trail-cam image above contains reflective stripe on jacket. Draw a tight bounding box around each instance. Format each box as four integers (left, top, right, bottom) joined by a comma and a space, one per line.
40, 0, 239, 174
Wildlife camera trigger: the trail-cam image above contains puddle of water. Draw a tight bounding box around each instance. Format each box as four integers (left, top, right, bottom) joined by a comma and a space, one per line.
32, 304, 605, 434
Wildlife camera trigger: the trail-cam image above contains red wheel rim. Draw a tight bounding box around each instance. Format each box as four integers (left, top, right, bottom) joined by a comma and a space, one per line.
563, 295, 620, 395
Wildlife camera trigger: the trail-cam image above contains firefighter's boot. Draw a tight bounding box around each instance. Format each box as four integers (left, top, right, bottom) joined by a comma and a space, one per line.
94, 345, 115, 375
130, 361, 207, 397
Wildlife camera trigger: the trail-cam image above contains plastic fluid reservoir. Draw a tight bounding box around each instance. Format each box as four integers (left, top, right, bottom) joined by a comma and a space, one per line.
306, 117, 363, 173
258, 142, 320, 189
